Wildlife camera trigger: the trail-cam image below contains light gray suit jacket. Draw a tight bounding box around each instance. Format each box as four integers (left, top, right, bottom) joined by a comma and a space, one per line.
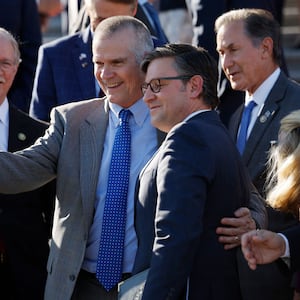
0, 97, 163, 299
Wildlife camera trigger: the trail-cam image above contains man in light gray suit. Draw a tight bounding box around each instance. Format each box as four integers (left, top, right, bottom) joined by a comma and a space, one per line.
0, 16, 161, 300
215, 8, 300, 300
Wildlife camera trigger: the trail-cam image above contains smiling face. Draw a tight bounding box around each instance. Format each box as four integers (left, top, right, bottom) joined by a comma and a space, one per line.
0, 36, 18, 104
216, 20, 277, 95
143, 57, 198, 132
93, 27, 145, 108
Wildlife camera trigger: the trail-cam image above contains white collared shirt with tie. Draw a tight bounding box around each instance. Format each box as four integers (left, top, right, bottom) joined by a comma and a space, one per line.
241, 68, 280, 139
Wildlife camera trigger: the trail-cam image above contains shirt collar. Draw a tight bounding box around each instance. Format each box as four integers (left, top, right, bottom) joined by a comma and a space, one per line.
109, 98, 150, 128
184, 109, 211, 122
245, 68, 280, 106
0, 98, 9, 127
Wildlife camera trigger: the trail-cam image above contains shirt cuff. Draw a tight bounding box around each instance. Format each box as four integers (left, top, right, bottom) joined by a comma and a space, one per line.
278, 233, 290, 258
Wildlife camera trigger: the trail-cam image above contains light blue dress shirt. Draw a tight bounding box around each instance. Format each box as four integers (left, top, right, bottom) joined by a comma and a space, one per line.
82, 98, 157, 273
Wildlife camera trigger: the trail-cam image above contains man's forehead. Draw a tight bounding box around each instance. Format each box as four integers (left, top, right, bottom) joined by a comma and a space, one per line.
217, 23, 245, 46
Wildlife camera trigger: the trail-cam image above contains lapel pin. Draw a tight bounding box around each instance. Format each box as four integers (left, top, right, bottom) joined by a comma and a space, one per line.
79, 53, 87, 60
79, 53, 88, 68
17, 132, 26, 141
270, 140, 278, 147
259, 110, 273, 123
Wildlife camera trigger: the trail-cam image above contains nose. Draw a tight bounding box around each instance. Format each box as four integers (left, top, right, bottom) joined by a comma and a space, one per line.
221, 53, 233, 71
143, 86, 155, 104
95, 65, 113, 82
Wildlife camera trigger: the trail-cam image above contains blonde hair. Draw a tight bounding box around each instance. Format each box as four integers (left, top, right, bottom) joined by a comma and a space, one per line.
266, 110, 300, 216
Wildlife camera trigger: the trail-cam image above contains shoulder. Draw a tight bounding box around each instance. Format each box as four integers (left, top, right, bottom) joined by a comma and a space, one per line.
10, 106, 48, 129
165, 111, 223, 147
40, 31, 85, 53
53, 98, 106, 119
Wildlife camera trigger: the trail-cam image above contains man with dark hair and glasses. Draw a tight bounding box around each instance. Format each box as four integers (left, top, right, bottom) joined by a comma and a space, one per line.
131, 43, 261, 299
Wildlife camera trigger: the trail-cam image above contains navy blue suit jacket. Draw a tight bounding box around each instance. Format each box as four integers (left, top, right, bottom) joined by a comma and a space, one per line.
30, 27, 96, 121
229, 71, 300, 231
284, 226, 300, 272
133, 111, 250, 299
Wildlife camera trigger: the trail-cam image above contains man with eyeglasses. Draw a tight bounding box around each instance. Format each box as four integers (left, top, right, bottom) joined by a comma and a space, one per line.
131, 43, 259, 299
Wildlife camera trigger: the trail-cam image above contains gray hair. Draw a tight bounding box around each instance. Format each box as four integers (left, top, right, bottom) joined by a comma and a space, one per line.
93, 15, 154, 65
215, 8, 281, 65
0, 27, 21, 64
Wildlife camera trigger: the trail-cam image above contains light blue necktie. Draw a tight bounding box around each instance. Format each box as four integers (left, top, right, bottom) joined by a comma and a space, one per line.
236, 100, 257, 154
96, 109, 131, 291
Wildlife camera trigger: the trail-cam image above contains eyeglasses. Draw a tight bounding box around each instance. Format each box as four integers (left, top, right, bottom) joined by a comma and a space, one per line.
141, 75, 193, 95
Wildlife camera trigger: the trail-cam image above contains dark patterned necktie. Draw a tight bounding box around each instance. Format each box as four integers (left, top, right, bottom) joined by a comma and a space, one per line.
236, 100, 257, 154
96, 109, 132, 291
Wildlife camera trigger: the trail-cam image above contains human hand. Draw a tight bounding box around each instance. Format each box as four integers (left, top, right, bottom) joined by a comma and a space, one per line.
216, 207, 256, 250
294, 291, 300, 300
241, 229, 286, 270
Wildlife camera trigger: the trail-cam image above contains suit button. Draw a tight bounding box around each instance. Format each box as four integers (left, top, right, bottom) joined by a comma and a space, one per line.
69, 274, 76, 281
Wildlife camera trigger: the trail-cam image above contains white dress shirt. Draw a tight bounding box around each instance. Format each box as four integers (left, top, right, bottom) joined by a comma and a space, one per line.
82, 98, 157, 273
243, 68, 280, 138
0, 98, 9, 151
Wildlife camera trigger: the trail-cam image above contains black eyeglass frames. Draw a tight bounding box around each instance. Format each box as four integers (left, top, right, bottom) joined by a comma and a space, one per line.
141, 75, 194, 94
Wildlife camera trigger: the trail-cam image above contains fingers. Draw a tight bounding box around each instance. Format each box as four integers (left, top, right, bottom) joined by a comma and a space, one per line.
218, 233, 241, 249
241, 230, 260, 270
234, 206, 250, 218
217, 207, 256, 249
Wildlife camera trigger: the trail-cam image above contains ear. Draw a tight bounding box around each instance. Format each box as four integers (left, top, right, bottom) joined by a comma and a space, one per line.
188, 75, 203, 98
261, 37, 273, 58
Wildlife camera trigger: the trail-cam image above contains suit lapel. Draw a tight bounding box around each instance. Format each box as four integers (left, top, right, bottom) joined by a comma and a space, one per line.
72, 27, 96, 100
7, 106, 35, 152
243, 72, 286, 164
229, 105, 244, 141
79, 99, 108, 219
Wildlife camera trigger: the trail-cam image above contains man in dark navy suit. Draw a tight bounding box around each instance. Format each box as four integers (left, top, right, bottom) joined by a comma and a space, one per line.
133, 43, 251, 300
215, 8, 300, 300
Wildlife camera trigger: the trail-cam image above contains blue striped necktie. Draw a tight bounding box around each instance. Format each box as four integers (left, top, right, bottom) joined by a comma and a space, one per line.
96, 109, 132, 291
236, 100, 257, 154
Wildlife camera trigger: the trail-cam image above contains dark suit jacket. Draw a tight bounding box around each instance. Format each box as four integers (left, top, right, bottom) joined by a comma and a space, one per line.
30, 27, 96, 122
228, 71, 300, 231
284, 226, 300, 272
133, 111, 250, 300
228, 71, 300, 300
135, 3, 168, 46
0, 105, 55, 299
0, 1, 42, 112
